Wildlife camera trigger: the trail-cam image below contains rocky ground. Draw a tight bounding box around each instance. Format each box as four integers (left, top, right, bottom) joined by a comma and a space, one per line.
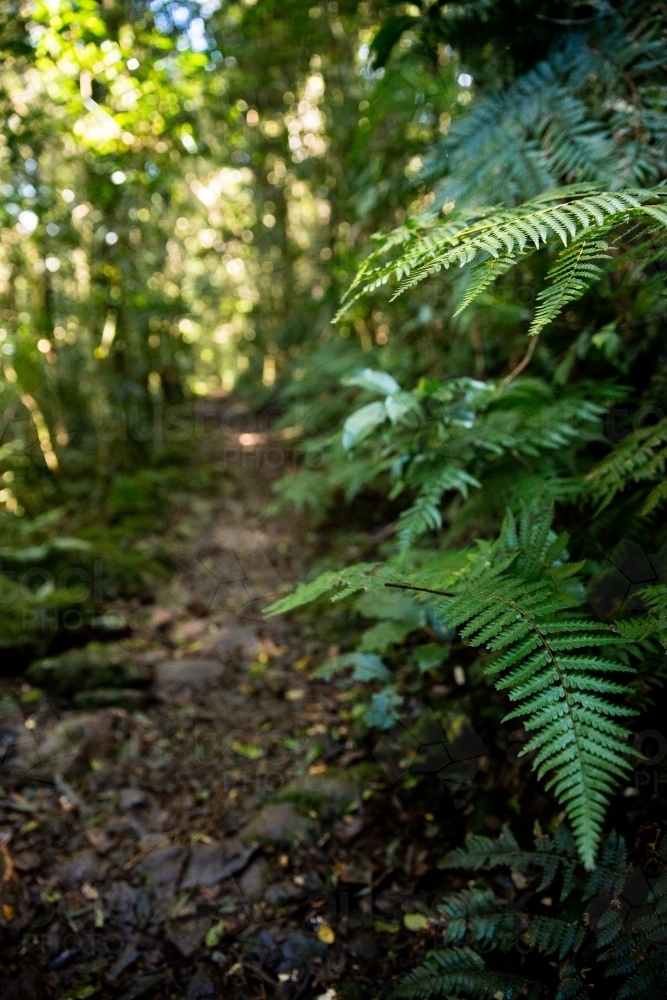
0, 431, 468, 1000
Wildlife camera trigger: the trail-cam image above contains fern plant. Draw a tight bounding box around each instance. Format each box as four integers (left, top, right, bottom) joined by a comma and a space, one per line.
420, 6, 667, 208
587, 417, 667, 517
395, 826, 667, 1000
268, 500, 636, 868
422, 503, 635, 868
336, 186, 667, 334
337, 368, 622, 550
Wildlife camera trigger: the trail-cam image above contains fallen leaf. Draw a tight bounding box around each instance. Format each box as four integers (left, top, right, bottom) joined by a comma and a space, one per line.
205, 920, 226, 948
374, 920, 399, 934
403, 912, 429, 932
82, 882, 99, 901
230, 740, 264, 759
317, 923, 335, 944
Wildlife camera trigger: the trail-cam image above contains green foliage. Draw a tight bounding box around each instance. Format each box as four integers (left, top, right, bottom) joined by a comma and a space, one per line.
440, 824, 580, 900
265, 561, 387, 616
393, 946, 527, 1000
437, 504, 635, 868
421, 6, 667, 206
397, 827, 667, 1000
4, 6, 667, 996
337, 187, 667, 333
268, 499, 637, 867
587, 418, 667, 516
337, 369, 618, 550
257, 0, 667, 992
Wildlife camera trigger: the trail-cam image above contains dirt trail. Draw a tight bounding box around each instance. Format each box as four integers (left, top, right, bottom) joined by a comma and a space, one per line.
0, 433, 449, 1000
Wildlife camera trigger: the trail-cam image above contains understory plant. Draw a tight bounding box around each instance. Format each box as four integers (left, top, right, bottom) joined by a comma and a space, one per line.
267, 0, 667, 992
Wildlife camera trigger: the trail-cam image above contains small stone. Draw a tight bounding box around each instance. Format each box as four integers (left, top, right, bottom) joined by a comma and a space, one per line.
155, 658, 225, 689
73, 689, 147, 710
29, 713, 113, 776
85, 827, 114, 854
103, 881, 140, 928
239, 802, 316, 847
150, 607, 175, 629
238, 857, 270, 902
333, 814, 365, 843
55, 849, 105, 886
180, 841, 255, 889
214, 526, 269, 554
119, 787, 149, 811
136, 845, 187, 898
275, 929, 327, 974
211, 625, 260, 659
172, 619, 207, 644
27, 644, 152, 696
186, 968, 216, 999
279, 771, 361, 821
264, 881, 304, 907
107, 946, 139, 981
13, 851, 41, 872
166, 915, 212, 957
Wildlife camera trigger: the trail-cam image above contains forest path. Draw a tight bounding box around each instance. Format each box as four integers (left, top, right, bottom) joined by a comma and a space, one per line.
0, 430, 440, 1000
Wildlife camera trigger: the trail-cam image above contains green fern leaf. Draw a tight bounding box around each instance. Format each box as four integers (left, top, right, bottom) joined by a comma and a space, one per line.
337, 188, 667, 338
392, 946, 528, 1000
587, 418, 667, 513
435, 511, 635, 868
440, 825, 580, 899
264, 562, 387, 616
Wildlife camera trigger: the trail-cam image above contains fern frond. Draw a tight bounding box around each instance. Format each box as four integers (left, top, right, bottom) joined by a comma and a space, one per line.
589, 833, 667, 999
392, 946, 528, 1000
397, 466, 481, 551
528, 914, 585, 959
587, 417, 667, 513
335, 371, 618, 549
408, 823, 667, 998
336, 188, 667, 336
436, 511, 635, 868
454, 254, 518, 316
440, 825, 580, 899
422, 13, 667, 207
440, 888, 522, 952
264, 562, 385, 615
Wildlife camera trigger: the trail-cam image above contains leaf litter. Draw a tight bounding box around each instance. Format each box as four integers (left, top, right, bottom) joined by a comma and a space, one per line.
0, 435, 469, 999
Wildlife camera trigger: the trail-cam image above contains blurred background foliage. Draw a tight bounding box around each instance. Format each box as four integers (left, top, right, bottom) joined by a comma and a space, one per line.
1, 0, 666, 670
0, 0, 462, 648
